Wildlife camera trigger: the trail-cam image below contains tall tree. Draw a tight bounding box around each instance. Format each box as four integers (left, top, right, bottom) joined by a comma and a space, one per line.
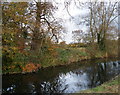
27, 1, 62, 52
83, 2, 119, 50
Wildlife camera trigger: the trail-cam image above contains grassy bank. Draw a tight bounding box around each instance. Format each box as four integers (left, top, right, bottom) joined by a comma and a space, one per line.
2, 46, 116, 74
40, 47, 107, 68
78, 75, 120, 93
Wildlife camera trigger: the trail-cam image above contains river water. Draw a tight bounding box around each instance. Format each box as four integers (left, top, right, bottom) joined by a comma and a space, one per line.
2, 58, 120, 94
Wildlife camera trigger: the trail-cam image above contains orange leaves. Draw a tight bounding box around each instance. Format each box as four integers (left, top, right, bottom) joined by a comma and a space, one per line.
3, 62, 41, 74
48, 47, 54, 51
22, 63, 41, 72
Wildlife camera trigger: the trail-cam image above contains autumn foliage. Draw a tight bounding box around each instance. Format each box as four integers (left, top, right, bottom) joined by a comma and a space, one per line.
22, 63, 41, 72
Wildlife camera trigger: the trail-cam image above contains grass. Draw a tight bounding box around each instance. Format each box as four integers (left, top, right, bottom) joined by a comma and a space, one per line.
79, 75, 120, 93
2, 47, 109, 74
40, 47, 89, 68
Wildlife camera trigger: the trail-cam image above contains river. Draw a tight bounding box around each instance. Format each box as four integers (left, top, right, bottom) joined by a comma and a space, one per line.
2, 58, 120, 94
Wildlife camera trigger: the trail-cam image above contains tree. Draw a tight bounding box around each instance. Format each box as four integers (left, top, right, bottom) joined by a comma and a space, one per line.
72, 30, 83, 43
63, 1, 119, 50
2, 1, 64, 69
84, 2, 119, 50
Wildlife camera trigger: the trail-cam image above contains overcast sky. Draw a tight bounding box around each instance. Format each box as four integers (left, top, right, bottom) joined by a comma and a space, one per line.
52, 0, 88, 44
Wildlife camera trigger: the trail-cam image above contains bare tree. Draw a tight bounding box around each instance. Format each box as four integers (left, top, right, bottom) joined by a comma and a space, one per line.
83, 2, 119, 50
72, 30, 83, 43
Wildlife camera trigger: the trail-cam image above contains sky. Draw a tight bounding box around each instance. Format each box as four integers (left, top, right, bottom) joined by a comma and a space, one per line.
51, 0, 119, 44
53, 0, 88, 44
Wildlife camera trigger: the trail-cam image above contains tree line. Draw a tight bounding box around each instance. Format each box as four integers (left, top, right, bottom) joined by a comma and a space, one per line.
1, 1, 119, 73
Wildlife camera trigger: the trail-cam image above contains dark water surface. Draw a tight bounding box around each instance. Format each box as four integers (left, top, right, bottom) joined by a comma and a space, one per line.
2, 58, 120, 94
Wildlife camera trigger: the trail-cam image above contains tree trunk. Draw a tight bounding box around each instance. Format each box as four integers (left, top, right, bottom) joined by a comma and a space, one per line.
31, 2, 41, 51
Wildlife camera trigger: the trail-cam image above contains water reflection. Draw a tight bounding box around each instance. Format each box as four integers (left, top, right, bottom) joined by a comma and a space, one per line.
2, 59, 120, 93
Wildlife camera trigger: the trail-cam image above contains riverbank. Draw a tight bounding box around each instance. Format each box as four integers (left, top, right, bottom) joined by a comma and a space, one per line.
78, 75, 120, 93
2, 47, 118, 75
